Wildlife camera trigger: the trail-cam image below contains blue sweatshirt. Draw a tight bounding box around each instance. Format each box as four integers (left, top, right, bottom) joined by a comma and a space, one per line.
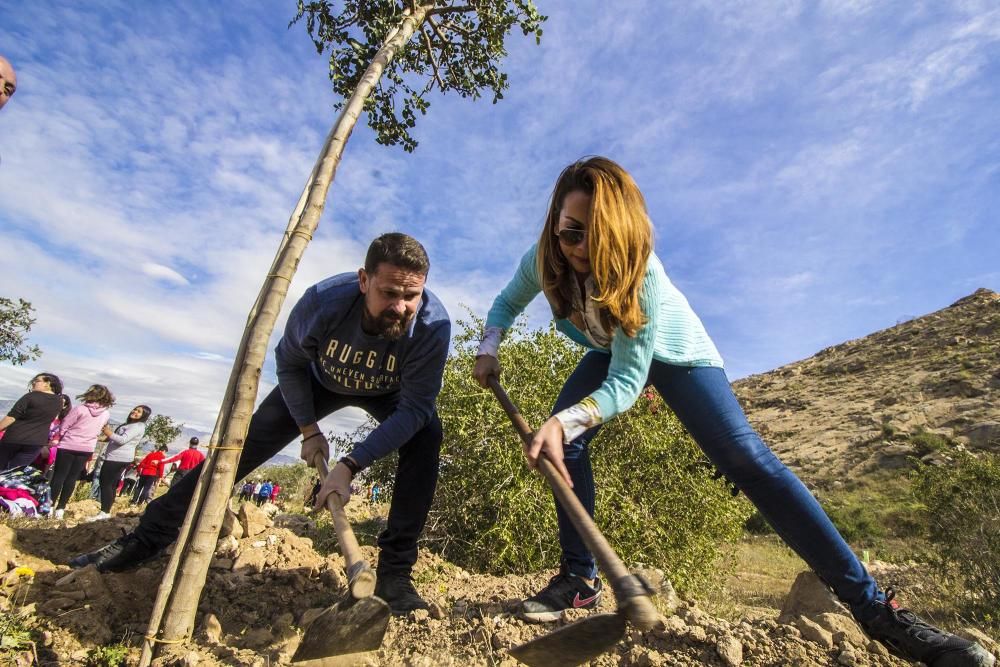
275, 273, 451, 469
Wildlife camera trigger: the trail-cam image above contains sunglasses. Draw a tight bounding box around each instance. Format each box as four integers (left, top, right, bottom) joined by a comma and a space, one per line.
556, 228, 587, 246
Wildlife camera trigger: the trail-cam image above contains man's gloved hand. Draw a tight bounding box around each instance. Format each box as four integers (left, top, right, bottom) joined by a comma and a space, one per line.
299, 431, 330, 469
314, 461, 353, 510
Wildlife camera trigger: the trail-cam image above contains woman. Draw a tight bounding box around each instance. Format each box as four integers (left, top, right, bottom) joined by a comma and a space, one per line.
49, 384, 114, 520
132, 443, 167, 505
0, 373, 64, 471
472, 157, 993, 667
88, 405, 150, 521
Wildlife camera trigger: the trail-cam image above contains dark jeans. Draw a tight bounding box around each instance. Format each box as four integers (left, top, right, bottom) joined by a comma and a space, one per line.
138, 377, 441, 574
552, 352, 879, 617
50, 449, 90, 510
0, 443, 44, 472
133, 475, 158, 505
99, 461, 129, 512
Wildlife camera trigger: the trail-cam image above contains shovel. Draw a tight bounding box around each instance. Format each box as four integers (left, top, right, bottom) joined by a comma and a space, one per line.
487, 376, 660, 667
291, 454, 390, 664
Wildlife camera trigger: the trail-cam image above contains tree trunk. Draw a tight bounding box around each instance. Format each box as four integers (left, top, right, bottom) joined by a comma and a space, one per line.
140, 6, 430, 664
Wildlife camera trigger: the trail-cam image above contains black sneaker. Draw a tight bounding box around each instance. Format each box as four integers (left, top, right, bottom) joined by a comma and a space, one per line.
68, 532, 162, 573
520, 566, 603, 623
374, 572, 430, 615
860, 590, 996, 667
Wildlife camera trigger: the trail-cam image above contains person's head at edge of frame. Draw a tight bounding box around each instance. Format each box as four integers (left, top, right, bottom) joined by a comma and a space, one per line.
536, 155, 653, 339
0, 55, 17, 111
358, 232, 430, 341
189, 437, 199, 448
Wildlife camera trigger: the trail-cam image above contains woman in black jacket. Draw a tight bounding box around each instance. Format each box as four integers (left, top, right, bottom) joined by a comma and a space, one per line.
0, 372, 64, 471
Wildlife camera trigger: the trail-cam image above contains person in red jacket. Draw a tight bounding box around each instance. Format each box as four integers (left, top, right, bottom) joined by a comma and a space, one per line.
162, 437, 205, 488
132, 444, 167, 505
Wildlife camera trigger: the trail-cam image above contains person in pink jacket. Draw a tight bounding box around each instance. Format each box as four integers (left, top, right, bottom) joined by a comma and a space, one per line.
49, 385, 114, 520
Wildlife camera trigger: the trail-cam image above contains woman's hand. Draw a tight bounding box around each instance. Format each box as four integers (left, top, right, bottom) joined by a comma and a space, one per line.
525, 416, 574, 488
102, 425, 114, 438
472, 355, 501, 388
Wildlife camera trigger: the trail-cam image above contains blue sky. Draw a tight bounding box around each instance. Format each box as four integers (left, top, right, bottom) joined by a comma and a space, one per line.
1, 1, 998, 449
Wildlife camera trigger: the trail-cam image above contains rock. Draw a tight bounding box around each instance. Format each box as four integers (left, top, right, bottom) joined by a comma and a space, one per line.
261, 502, 280, 518
202, 613, 222, 644
238, 501, 271, 537
180, 651, 200, 667
209, 558, 233, 570
214, 534, 239, 558
778, 572, 850, 623
962, 422, 1000, 451
796, 616, 834, 650
240, 627, 274, 650
411, 608, 430, 622
867, 639, 890, 658
716, 633, 744, 666
688, 624, 708, 642
429, 601, 446, 619
837, 650, 858, 666
816, 612, 868, 648
955, 627, 1000, 656
652, 614, 688, 639
220, 507, 243, 539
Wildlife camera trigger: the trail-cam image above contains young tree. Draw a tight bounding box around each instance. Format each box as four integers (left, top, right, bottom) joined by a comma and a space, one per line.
0, 297, 42, 365
143, 3, 545, 661
143, 415, 184, 450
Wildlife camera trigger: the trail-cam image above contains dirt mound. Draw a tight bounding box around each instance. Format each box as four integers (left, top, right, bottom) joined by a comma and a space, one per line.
5, 499, 980, 666
733, 288, 1000, 483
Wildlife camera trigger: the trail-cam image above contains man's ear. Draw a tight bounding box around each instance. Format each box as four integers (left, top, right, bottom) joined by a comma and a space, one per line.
358, 267, 369, 294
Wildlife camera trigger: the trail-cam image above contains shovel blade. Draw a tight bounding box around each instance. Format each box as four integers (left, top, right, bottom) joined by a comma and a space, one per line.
292, 595, 391, 663
509, 613, 626, 667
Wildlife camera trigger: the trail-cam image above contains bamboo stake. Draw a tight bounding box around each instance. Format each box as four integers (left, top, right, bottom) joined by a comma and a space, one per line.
139, 7, 428, 665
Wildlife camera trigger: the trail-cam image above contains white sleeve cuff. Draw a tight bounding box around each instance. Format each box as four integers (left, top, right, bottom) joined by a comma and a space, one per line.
553, 397, 603, 443
476, 326, 504, 358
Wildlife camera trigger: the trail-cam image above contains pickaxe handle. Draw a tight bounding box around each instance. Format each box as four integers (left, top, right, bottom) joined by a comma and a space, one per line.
487, 376, 659, 630
314, 453, 376, 599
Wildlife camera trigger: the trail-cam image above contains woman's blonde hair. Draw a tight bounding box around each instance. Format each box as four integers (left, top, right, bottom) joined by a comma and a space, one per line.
77, 384, 115, 408
536, 156, 653, 337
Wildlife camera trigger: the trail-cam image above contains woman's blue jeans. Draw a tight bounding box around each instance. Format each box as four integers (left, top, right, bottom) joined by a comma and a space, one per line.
552, 351, 878, 616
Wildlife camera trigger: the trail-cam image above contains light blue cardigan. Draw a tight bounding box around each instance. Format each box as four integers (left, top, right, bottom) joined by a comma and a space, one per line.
485, 244, 724, 422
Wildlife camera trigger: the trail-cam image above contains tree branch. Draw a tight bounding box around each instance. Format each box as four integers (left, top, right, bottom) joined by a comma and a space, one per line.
426, 5, 475, 18
440, 19, 472, 36
420, 26, 445, 90
427, 16, 450, 46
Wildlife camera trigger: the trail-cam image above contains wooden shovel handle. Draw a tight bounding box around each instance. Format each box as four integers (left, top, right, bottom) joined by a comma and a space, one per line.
314, 453, 376, 599
487, 376, 659, 630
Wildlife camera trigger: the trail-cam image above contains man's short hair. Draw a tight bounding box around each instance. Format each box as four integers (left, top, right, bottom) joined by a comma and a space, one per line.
364, 233, 430, 276
189, 437, 199, 446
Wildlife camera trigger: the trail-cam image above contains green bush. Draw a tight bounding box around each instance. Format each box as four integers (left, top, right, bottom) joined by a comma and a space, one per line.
370, 314, 751, 593
914, 451, 1000, 615
908, 430, 951, 457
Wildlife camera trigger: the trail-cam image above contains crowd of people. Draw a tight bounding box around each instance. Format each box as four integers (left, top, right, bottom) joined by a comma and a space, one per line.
0, 372, 206, 521
236, 478, 282, 506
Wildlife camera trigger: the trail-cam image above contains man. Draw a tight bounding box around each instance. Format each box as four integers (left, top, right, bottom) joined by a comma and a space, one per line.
163, 437, 205, 487
70, 233, 451, 614
0, 56, 16, 110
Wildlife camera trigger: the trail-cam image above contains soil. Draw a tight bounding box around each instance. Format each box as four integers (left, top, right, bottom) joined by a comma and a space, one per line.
4, 497, 995, 667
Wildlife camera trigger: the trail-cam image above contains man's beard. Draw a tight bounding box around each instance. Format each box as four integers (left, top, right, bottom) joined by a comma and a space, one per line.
362, 307, 412, 340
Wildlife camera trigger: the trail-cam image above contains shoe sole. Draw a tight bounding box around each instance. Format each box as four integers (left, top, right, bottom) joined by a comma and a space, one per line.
519, 608, 564, 623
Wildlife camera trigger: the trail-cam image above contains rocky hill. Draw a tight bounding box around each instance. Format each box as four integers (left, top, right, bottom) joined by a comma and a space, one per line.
733, 288, 1000, 484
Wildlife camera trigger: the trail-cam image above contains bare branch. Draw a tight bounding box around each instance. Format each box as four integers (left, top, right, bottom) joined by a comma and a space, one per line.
420, 25, 445, 90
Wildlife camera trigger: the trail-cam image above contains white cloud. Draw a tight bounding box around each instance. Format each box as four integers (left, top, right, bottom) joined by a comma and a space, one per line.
141, 263, 189, 285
